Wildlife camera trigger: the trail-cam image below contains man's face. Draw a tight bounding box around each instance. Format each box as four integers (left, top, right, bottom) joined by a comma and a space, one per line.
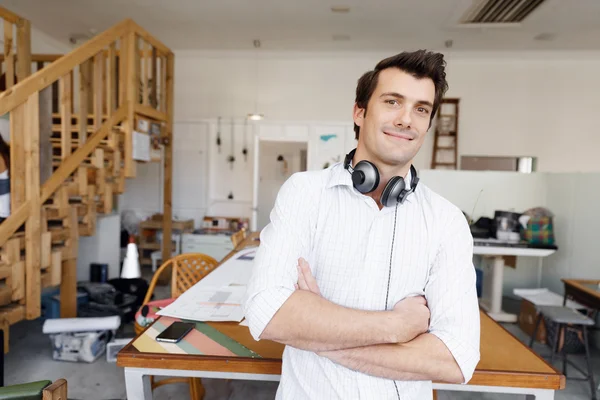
353, 68, 435, 168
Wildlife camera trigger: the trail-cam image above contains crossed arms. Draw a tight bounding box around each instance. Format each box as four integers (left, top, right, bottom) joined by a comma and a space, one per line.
243, 175, 480, 385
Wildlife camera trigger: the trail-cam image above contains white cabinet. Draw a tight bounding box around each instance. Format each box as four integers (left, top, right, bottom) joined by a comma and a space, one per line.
181, 233, 234, 262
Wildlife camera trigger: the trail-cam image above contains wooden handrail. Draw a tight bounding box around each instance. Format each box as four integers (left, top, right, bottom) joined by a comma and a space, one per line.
0, 201, 30, 247
130, 20, 172, 56
40, 105, 128, 203
0, 54, 63, 63
135, 104, 168, 122
0, 19, 131, 116
0, 5, 23, 25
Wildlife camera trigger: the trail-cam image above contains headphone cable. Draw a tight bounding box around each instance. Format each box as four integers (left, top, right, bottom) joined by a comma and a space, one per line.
385, 203, 401, 399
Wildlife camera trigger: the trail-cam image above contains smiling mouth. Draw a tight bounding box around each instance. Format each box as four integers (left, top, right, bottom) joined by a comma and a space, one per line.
384, 131, 414, 140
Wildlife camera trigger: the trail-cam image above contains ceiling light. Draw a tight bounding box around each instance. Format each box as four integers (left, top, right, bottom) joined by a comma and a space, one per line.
331, 6, 350, 13
247, 113, 264, 121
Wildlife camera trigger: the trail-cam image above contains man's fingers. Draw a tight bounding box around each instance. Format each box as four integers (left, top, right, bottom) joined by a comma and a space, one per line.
300, 259, 321, 295
297, 265, 310, 291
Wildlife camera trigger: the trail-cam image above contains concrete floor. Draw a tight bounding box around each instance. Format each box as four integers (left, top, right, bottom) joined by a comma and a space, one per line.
4, 294, 600, 400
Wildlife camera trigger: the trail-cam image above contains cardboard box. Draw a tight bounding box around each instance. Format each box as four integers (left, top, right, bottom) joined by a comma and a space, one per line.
518, 299, 547, 344
49, 331, 110, 363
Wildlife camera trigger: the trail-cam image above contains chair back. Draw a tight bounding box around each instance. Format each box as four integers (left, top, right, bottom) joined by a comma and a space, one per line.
143, 253, 219, 304
231, 228, 247, 248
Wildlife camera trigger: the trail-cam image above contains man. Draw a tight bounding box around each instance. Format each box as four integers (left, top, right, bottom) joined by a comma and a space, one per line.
244, 50, 480, 399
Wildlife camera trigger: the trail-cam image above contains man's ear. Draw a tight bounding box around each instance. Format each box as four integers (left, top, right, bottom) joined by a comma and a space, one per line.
353, 103, 365, 128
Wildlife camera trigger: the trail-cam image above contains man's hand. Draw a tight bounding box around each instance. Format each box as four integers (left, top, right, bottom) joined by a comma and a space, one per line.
295, 258, 321, 296
391, 295, 430, 343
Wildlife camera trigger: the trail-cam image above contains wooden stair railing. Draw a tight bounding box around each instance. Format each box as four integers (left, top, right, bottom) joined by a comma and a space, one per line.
0, 8, 175, 351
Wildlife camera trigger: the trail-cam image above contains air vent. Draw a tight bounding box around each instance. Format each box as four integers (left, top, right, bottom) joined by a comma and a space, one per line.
461, 0, 546, 24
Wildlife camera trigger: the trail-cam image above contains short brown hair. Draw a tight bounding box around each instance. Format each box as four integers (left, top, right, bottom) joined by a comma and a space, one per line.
354, 50, 448, 139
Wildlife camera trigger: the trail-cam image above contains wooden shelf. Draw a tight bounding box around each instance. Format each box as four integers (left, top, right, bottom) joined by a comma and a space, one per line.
140, 219, 193, 231
139, 241, 176, 251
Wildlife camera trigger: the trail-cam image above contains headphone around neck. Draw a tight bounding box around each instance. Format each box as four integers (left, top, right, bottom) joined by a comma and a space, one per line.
343, 148, 419, 207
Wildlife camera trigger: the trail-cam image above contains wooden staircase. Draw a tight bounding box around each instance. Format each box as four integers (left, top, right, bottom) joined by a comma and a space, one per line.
0, 6, 175, 351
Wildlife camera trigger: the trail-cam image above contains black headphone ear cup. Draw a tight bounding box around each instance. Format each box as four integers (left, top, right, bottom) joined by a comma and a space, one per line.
352, 160, 380, 193
380, 176, 405, 208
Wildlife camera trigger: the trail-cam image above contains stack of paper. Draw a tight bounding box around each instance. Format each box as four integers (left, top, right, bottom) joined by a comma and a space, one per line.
157, 285, 246, 322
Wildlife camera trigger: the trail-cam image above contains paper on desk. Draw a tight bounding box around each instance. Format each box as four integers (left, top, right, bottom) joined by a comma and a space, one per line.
513, 288, 586, 309
157, 284, 247, 322
42, 315, 121, 334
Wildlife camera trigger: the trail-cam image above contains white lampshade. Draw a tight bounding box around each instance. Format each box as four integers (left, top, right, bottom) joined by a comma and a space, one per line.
121, 242, 141, 279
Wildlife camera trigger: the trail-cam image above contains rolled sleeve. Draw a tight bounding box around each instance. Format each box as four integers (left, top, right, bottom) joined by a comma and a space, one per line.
243, 173, 315, 341
425, 211, 481, 384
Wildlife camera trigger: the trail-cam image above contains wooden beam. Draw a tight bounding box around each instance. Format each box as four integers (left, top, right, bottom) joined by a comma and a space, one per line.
123, 31, 138, 178
40, 106, 127, 203
128, 20, 171, 56
60, 259, 76, 317
0, 6, 23, 24
79, 59, 92, 143
0, 54, 62, 63
0, 202, 30, 247
24, 92, 41, 320
9, 102, 25, 211
4, 21, 15, 89
59, 72, 72, 158
16, 19, 31, 82
161, 53, 174, 264
160, 55, 167, 112
135, 103, 168, 122
151, 47, 158, 108
94, 52, 104, 132
142, 40, 150, 106
0, 19, 130, 116
107, 43, 116, 116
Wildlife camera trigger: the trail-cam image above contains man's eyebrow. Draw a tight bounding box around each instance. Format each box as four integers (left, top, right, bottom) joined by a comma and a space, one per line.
379, 92, 434, 109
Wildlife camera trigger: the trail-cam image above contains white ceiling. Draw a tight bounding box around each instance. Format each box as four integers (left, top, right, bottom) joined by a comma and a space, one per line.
3, 0, 600, 52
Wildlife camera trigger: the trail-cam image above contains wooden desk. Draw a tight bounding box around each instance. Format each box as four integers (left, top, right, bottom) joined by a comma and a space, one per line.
562, 279, 600, 309
118, 235, 564, 400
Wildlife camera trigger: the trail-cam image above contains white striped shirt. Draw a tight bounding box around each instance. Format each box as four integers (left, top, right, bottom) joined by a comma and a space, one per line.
244, 162, 480, 400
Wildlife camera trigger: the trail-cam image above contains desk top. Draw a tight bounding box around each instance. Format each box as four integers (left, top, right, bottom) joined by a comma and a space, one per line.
118, 231, 564, 390
473, 245, 555, 257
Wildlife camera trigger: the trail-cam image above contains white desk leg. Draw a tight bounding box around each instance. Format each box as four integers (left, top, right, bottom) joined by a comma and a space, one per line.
480, 256, 518, 323
525, 389, 555, 399
124, 368, 153, 400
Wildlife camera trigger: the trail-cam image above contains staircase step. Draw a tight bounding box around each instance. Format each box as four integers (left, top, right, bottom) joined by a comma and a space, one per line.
0, 304, 25, 325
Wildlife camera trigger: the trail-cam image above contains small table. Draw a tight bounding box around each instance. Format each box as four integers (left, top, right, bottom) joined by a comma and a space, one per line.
475, 245, 556, 323
562, 279, 600, 310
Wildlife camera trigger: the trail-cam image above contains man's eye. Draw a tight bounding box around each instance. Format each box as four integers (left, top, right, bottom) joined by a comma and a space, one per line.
386, 100, 398, 105
417, 107, 429, 114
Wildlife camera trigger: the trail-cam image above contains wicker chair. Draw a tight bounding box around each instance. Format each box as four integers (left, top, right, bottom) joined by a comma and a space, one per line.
135, 253, 219, 400
231, 227, 247, 249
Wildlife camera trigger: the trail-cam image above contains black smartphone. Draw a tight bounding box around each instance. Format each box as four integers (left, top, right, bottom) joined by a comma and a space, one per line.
156, 322, 195, 343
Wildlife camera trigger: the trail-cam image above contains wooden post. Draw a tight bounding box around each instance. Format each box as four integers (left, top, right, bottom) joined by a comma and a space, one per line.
161, 53, 174, 264
93, 52, 104, 132
160, 55, 167, 112
59, 72, 72, 159
9, 103, 26, 212
151, 47, 158, 108
24, 92, 41, 320
78, 60, 91, 196
16, 19, 31, 82
123, 30, 137, 178
107, 43, 117, 117
3, 22, 14, 89
142, 41, 150, 106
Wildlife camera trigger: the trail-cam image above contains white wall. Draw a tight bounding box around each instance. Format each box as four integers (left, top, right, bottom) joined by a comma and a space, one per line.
174, 50, 600, 173
257, 140, 307, 230
76, 213, 121, 281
